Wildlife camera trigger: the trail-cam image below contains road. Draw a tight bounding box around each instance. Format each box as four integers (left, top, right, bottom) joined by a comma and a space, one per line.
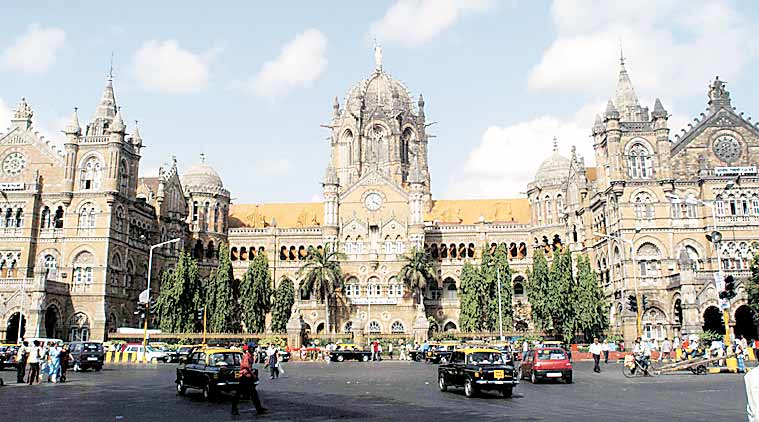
0, 360, 748, 421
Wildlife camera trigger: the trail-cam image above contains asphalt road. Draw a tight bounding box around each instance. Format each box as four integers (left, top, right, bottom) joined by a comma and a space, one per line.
0, 360, 748, 421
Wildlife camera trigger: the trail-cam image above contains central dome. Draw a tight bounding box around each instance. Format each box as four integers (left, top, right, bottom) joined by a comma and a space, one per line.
533, 148, 571, 186
344, 70, 415, 116
181, 156, 224, 189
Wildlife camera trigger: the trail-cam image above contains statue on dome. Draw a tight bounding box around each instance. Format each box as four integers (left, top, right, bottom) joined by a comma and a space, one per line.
374, 39, 383, 70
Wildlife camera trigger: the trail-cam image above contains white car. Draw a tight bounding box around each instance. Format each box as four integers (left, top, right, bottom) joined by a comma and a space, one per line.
123, 345, 169, 363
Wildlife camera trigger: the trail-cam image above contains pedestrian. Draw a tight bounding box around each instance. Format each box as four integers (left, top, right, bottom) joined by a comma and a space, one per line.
522, 340, 529, 361
601, 339, 610, 364
399, 342, 407, 361
48, 342, 62, 383
754, 339, 759, 363
267, 344, 279, 379
27, 340, 41, 385
16, 341, 28, 384
388, 342, 393, 360
737, 342, 747, 374
589, 338, 602, 373
372, 341, 379, 361
59, 344, 69, 383
231, 342, 266, 416
660, 337, 672, 362
378, 343, 383, 361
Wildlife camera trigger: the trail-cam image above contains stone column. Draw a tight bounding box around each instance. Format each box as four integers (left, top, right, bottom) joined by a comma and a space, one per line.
352, 326, 365, 347
286, 311, 305, 351
412, 305, 430, 344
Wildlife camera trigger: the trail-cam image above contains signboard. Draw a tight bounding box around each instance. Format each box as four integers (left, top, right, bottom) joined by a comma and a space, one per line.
0, 182, 24, 190
715, 166, 756, 176
138, 289, 150, 304
714, 272, 725, 290
350, 297, 398, 305
720, 298, 729, 310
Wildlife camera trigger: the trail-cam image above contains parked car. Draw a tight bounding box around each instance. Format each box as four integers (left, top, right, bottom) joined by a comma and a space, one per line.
173, 345, 198, 363
328, 343, 372, 362
176, 348, 246, 400
427, 342, 460, 364
520, 347, 573, 384
67, 341, 105, 371
438, 348, 519, 398
122, 344, 170, 363
0, 344, 20, 370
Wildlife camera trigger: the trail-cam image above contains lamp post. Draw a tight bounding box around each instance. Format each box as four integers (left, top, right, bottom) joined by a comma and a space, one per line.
595, 232, 640, 337
142, 238, 181, 362
488, 260, 505, 341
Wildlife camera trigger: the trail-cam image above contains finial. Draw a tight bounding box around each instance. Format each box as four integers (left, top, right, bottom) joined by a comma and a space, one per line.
373, 38, 383, 70
199, 153, 206, 163
619, 41, 625, 66
109, 52, 114, 80
552, 136, 558, 153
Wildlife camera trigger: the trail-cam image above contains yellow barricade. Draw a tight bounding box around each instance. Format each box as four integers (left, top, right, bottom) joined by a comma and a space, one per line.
104, 351, 156, 364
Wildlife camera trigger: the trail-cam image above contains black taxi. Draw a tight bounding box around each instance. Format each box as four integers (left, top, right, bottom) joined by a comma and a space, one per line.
176, 348, 248, 400
438, 348, 519, 398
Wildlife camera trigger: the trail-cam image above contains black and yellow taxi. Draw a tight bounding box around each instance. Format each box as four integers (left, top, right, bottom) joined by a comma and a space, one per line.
329, 342, 372, 362
427, 341, 460, 364
438, 348, 519, 398
176, 347, 246, 400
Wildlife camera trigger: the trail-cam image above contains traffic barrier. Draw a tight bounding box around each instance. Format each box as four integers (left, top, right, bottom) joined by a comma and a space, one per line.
104, 351, 158, 364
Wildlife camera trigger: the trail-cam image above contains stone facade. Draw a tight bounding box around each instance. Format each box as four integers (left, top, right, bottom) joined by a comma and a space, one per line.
2, 48, 758, 344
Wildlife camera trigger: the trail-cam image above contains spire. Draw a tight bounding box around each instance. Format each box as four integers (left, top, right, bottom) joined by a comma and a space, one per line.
111, 107, 125, 133
199, 153, 206, 164
64, 107, 81, 135
604, 99, 619, 120
418, 93, 425, 109
131, 120, 143, 147
652, 98, 667, 119
323, 165, 338, 186
552, 136, 558, 153
333, 95, 339, 111
94, 74, 117, 121
614, 52, 640, 114
593, 113, 605, 134
11, 97, 33, 124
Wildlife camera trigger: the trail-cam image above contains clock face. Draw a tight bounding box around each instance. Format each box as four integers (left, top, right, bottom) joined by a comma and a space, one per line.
364, 192, 383, 211
713, 135, 741, 163
3, 152, 26, 176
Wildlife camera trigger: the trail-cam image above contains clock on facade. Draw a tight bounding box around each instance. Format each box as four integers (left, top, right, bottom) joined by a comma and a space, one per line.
364, 192, 383, 211
713, 135, 741, 163
3, 152, 27, 176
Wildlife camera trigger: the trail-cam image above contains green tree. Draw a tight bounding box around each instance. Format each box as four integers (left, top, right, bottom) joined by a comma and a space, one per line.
573, 254, 608, 342
747, 253, 759, 321
458, 261, 483, 332
155, 252, 204, 333
239, 252, 272, 333
205, 242, 239, 333
297, 244, 345, 334
271, 277, 295, 333
548, 248, 575, 343
526, 249, 551, 333
481, 244, 513, 333
399, 248, 438, 307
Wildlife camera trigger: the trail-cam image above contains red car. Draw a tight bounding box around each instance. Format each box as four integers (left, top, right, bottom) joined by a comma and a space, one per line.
519, 347, 573, 384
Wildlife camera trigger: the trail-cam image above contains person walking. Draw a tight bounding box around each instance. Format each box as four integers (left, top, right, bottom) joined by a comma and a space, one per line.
59, 344, 70, 383
47, 342, 62, 383
27, 340, 41, 385
737, 342, 747, 374
387, 342, 393, 360
398, 342, 407, 361
522, 340, 529, 361
231, 343, 266, 416
601, 339, 610, 364
16, 341, 28, 384
589, 338, 602, 373
660, 337, 672, 362
372, 341, 379, 361
267, 345, 279, 380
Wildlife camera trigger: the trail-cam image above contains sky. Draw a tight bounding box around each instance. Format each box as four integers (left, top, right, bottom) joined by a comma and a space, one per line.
1, 0, 759, 205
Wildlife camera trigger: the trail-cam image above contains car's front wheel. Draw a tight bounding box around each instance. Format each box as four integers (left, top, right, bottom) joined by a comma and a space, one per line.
439, 357, 448, 365
464, 378, 476, 398
501, 387, 513, 398
73, 362, 81, 372
202, 383, 214, 401
438, 375, 447, 392
564, 373, 573, 384
94, 365, 102, 372
177, 378, 187, 396
531, 371, 538, 384
336, 355, 345, 362
361, 355, 369, 362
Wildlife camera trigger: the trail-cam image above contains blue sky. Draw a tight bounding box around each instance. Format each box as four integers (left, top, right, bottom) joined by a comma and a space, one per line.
2, 1, 758, 204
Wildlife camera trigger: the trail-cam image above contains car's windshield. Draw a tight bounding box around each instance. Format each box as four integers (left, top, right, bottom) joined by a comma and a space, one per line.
537, 349, 567, 360
209, 352, 241, 366
467, 352, 503, 365
146, 346, 157, 353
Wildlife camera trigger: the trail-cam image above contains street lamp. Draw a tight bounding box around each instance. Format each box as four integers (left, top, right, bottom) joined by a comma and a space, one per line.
488, 260, 505, 341
142, 238, 181, 361
594, 231, 641, 337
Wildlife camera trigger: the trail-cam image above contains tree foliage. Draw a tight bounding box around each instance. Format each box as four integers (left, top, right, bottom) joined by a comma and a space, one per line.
155, 252, 204, 333
747, 253, 759, 321
481, 244, 513, 332
549, 248, 575, 343
399, 248, 438, 307
297, 244, 345, 334
458, 262, 483, 332
206, 242, 239, 333
240, 252, 272, 333
526, 249, 552, 333
573, 254, 608, 342
271, 277, 295, 333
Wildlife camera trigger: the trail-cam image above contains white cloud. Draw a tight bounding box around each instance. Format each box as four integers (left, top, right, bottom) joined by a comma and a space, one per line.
445, 103, 600, 199
246, 29, 328, 99
528, 0, 758, 99
257, 158, 293, 176
370, 0, 494, 47
131, 40, 212, 94
0, 24, 65, 74
0, 98, 11, 132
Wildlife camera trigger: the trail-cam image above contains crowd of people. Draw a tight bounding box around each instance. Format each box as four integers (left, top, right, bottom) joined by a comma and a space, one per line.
13, 339, 69, 385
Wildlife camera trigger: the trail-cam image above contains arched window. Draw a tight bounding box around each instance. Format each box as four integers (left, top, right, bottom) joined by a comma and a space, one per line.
514, 281, 525, 297
752, 195, 759, 215
391, 321, 405, 334
367, 320, 381, 334
637, 243, 661, 277
3, 208, 12, 227
343, 130, 355, 166
627, 143, 653, 179
54, 206, 64, 229
78, 204, 96, 230
114, 206, 125, 232
80, 157, 103, 190
43, 254, 57, 279
206, 241, 215, 259
443, 278, 457, 300
343, 321, 353, 333
119, 160, 129, 193
192, 201, 198, 222
72, 251, 94, 286
545, 196, 553, 224
401, 128, 415, 165
715, 195, 726, 216
213, 203, 220, 232
40, 206, 51, 229
14, 208, 23, 228
634, 193, 654, 220
203, 202, 210, 230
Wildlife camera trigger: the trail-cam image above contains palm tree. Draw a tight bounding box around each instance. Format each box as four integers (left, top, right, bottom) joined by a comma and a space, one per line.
297, 244, 345, 334
399, 248, 438, 308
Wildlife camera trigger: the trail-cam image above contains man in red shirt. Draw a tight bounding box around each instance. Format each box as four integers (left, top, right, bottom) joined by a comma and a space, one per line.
232, 342, 267, 416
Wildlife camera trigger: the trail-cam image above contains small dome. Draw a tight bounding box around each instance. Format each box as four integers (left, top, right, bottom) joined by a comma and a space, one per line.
181, 155, 223, 189
533, 149, 571, 186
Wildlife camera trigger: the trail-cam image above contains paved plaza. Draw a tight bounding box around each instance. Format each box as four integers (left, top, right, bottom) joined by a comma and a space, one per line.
0, 360, 748, 421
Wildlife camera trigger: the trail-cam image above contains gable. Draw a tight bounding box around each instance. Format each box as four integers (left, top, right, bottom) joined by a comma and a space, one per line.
340, 167, 408, 201
0, 126, 65, 167
671, 106, 759, 156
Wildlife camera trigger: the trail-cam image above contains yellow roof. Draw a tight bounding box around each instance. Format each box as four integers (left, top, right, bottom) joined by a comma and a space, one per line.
203, 347, 241, 354
462, 348, 501, 354
230, 198, 530, 229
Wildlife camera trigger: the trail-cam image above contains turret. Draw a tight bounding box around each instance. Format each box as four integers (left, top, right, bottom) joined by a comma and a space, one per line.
604, 100, 622, 180
322, 166, 339, 237
652, 98, 672, 179
10, 98, 33, 131
63, 108, 81, 192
